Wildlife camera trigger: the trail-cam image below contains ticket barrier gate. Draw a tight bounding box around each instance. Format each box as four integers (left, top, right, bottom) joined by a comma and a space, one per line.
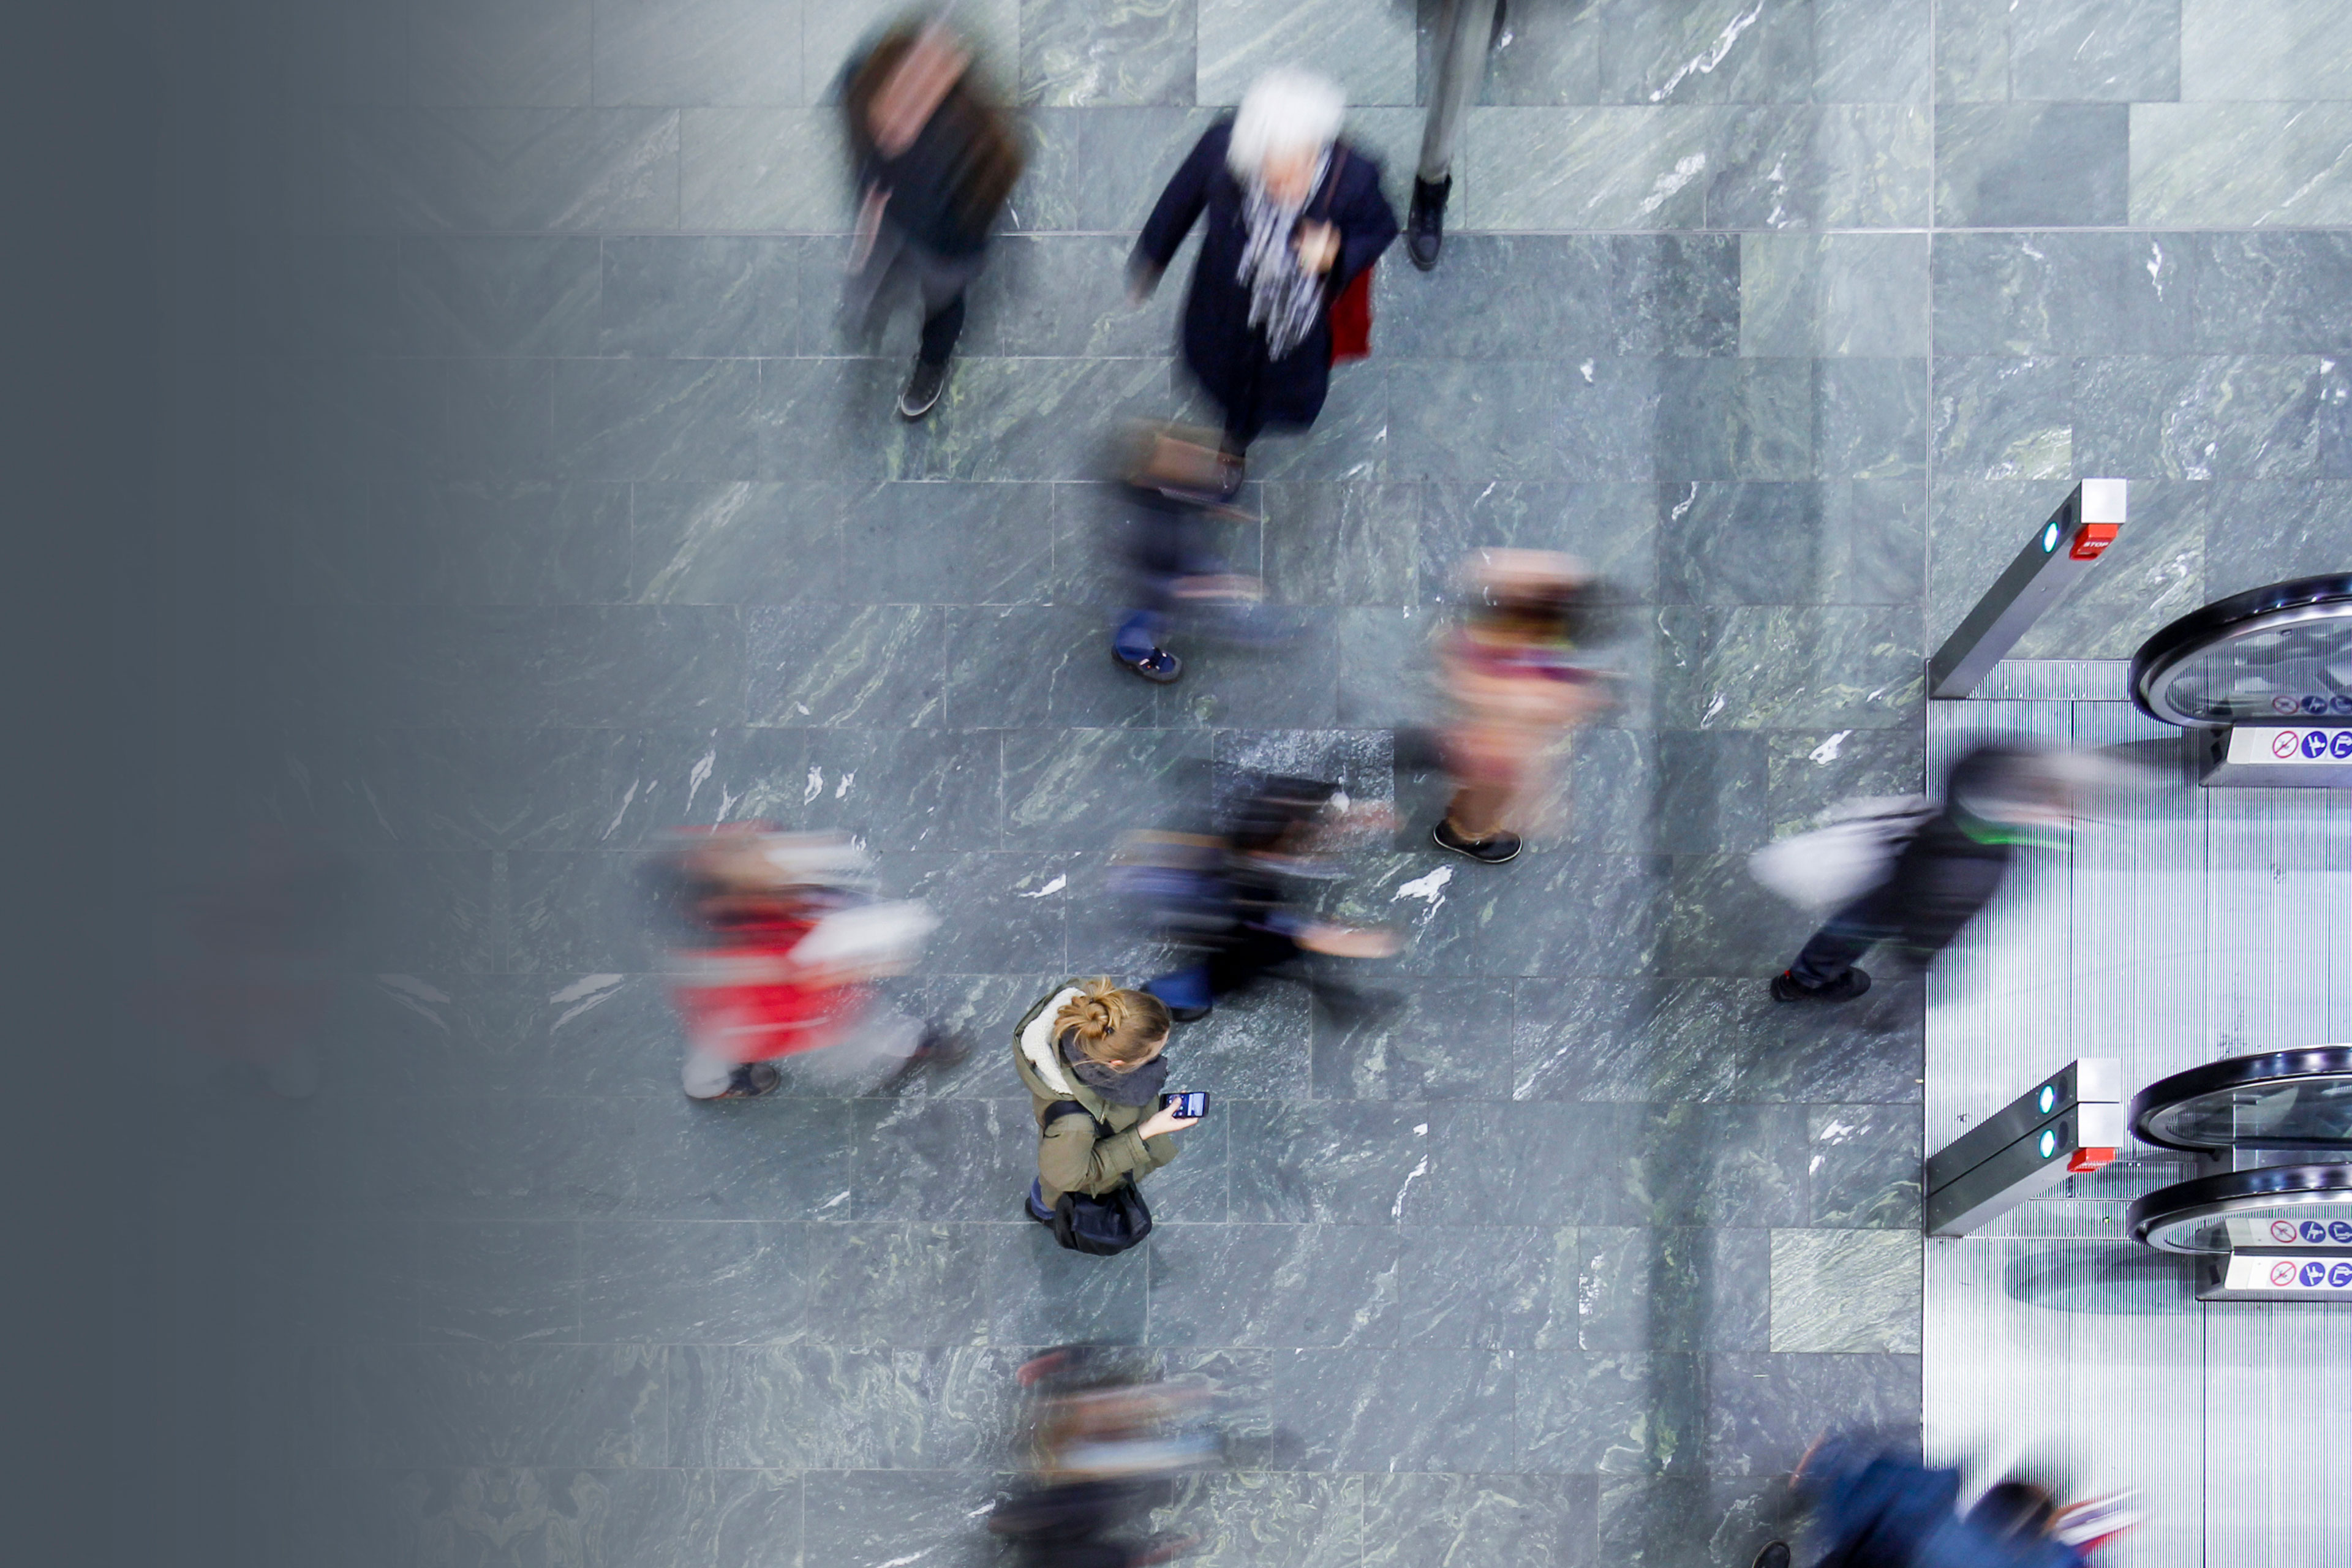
1924, 1060, 2122, 1236
2125, 1046, 2352, 1300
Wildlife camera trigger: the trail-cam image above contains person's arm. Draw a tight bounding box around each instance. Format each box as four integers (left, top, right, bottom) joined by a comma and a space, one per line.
1327, 148, 1400, 292
1039, 1111, 1183, 1195
1130, 124, 1226, 296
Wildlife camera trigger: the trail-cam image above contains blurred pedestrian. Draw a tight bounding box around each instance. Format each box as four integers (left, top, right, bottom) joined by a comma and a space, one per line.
1406, 0, 1504, 269
1128, 68, 1398, 495
988, 1348, 1212, 1568
1107, 422, 1273, 683
1431, 549, 1609, 864
842, 14, 1024, 420
1760, 1434, 2129, 1567
1766, 745, 2093, 1003
647, 826, 958, 1098
1014, 979, 1200, 1247
1119, 772, 1400, 1023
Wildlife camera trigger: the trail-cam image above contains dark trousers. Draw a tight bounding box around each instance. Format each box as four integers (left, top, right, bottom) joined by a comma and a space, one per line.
1787, 888, 1899, 989
1150, 928, 1385, 1023
918, 292, 965, 366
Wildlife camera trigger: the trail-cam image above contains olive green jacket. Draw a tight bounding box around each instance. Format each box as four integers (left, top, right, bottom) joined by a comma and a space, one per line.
1012, 986, 1182, 1205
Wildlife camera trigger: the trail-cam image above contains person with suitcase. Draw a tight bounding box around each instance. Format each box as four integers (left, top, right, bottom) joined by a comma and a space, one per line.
1012, 979, 1200, 1253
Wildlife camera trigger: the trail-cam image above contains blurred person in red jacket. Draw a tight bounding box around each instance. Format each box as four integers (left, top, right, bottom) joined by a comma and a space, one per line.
648, 826, 957, 1099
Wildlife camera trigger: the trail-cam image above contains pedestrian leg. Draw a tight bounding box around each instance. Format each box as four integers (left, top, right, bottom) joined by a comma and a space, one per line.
1408, 0, 1499, 269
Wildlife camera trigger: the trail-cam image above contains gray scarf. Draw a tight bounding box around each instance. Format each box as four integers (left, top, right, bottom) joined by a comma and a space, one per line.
1060, 1030, 1170, 1107
1237, 153, 1330, 361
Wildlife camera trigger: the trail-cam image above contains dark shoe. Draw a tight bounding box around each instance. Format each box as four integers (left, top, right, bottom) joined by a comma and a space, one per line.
1114, 644, 1183, 684
897, 356, 949, 420
1432, 818, 1521, 864
1025, 1178, 1056, 1225
1771, 968, 1871, 1003
908, 1023, 969, 1068
1406, 175, 1451, 271
1165, 1003, 1212, 1024
711, 1061, 782, 1099
1751, 1547, 1792, 1568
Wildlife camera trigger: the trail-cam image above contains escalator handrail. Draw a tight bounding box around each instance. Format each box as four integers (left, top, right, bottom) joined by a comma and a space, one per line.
2128, 572, 2352, 728
2127, 1163, 2352, 1252
2128, 1045, 2352, 1150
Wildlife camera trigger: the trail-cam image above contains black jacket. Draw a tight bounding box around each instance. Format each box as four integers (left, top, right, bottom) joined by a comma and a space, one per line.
1873, 745, 2045, 956
1133, 121, 1398, 435
843, 62, 1009, 259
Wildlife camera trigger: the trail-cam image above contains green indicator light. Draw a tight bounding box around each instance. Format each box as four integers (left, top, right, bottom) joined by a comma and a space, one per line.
2037, 1085, 2056, 1115
2041, 521, 2061, 553
2038, 1128, 2058, 1159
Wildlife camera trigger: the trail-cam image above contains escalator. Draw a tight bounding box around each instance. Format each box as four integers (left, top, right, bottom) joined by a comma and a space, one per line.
2130, 574, 2352, 783
2126, 1049, 2352, 1295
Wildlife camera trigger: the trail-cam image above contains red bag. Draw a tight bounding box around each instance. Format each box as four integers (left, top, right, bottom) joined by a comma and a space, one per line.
1310, 148, 1372, 366
1329, 266, 1373, 364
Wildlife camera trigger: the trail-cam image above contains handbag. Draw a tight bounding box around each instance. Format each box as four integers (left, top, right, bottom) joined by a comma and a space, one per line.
1329, 269, 1373, 364
1747, 796, 1934, 914
1039, 1100, 1155, 1255
1311, 148, 1374, 366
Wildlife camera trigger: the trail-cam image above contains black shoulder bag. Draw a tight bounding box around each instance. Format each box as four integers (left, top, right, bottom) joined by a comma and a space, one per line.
1039, 1100, 1154, 1256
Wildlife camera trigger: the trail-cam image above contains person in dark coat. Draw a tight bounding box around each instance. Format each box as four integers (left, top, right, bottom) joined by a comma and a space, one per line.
1128, 68, 1398, 492
842, 16, 1023, 420
1771, 745, 2086, 1003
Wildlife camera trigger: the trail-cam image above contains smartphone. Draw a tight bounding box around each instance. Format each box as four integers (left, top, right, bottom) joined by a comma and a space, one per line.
1161, 1091, 1208, 1120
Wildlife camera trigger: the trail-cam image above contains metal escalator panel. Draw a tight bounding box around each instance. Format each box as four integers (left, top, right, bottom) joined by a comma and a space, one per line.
2128, 1164, 2352, 1254
2129, 572, 2352, 728
2128, 1046, 2352, 1152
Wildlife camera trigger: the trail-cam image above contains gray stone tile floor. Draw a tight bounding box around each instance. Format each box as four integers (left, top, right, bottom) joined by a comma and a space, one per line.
205, 0, 2352, 1563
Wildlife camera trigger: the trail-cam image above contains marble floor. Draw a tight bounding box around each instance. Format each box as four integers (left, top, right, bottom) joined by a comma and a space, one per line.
192, 0, 2352, 1564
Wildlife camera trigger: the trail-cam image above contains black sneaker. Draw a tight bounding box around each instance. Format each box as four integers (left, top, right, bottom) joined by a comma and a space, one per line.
711, 1061, 782, 1098
1406, 175, 1451, 272
1432, 818, 1521, 864
1751, 1547, 1792, 1568
1770, 968, 1871, 1003
897, 356, 949, 420
1165, 1003, 1212, 1024
1114, 645, 1183, 684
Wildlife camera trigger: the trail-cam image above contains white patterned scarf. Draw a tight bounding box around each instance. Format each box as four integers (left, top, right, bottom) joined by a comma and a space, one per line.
1236, 152, 1330, 360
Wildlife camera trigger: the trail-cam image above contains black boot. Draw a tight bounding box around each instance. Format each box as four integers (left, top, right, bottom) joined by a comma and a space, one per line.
1406, 175, 1451, 272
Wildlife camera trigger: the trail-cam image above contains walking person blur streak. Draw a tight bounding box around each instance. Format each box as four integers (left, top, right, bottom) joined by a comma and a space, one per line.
1432, 550, 1608, 865
1407, 0, 1503, 270
1013, 979, 1197, 1224
1770, 745, 2091, 1003
841, 14, 1024, 420
1127, 68, 1398, 497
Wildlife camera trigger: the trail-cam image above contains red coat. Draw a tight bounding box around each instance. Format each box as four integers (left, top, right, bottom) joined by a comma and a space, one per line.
669, 908, 875, 1063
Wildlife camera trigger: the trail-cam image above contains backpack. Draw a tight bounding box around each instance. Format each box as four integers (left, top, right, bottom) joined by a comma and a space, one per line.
1039, 1101, 1155, 1256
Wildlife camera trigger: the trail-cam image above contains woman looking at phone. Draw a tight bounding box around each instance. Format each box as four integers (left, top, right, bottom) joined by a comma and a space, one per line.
1013, 978, 1203, 1224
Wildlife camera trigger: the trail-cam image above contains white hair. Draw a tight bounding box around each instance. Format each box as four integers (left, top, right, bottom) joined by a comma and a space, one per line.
1226, 68, 1346, 181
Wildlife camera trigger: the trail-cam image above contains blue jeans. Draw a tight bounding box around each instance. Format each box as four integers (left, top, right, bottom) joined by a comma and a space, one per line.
1144, 964, 1214, 1012
1114, 608, 1167, 662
